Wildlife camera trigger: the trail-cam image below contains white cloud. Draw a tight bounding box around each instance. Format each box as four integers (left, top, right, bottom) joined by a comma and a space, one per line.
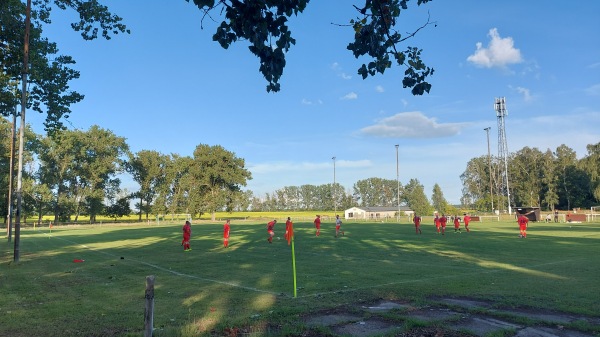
250, 159, 371, 174
341, 92, 358, 100
585, 83, 600, 96
467, 28, 523, 68
375, 85, 385, 93
301, 98, 324, 105
331, 62, 352, 80
510, 86, 533, 101
588, 62, 600, 69
359, 111, 466, 138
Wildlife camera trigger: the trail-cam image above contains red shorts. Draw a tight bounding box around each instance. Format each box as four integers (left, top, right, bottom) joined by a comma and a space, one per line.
519, 224, 527, 230
268, 230, 274, 236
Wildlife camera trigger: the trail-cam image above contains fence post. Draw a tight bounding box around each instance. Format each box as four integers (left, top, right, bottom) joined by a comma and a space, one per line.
144, 275, 155, 337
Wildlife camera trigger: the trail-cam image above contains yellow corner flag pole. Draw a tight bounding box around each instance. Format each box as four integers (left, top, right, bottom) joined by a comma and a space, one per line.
291, 234, 297, 298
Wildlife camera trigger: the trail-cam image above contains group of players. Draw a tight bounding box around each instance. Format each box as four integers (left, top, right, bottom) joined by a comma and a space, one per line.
182, 212, 530, 250
412, 213, 472, 235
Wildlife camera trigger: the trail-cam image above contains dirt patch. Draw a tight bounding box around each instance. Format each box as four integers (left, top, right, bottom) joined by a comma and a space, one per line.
405, 308, 462, 323
300, 297, 599, 337
361, 301, 412, 313
449, 315, 522, 336
514, 326, 596, 337
305, 313, 362, 327
332, 319, 398, 337
437, 298, 493, 310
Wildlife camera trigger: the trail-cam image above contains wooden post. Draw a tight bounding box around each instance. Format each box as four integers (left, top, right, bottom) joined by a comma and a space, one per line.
144, 275, 155, 337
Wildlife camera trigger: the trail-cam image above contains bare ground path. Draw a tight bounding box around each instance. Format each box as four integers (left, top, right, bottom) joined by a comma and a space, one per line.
300, 297, 600, 337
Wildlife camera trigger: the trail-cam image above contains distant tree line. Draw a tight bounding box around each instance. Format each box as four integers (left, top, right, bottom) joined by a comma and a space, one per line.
461, 143, 600, 212
0, 120, 250, 223
3, 118, 598, 225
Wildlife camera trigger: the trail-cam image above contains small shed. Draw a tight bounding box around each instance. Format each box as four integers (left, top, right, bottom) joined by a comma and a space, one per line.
344, 206, 413, 220
515, 207, 541, 222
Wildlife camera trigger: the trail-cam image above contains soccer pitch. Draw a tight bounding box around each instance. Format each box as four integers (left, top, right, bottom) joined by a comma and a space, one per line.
1, 219, 599, 336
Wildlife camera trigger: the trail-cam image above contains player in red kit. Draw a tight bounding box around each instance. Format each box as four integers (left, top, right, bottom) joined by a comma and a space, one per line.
182, 220, 192, 251
413, 214, 422, 234
463, 213, 471, 232
284, 217, 294, 245
434, 214, 441, 234
453, 215, 461, 233
518, 214, 528, 238
314, 215, 321, 237
440, 214, 447, 235
223, 219, 231, 248
335, 215, 344, 237
267, 219, 277, 243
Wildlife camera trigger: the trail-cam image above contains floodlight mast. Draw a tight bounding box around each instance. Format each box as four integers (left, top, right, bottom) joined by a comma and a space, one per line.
494, 97, 511, 215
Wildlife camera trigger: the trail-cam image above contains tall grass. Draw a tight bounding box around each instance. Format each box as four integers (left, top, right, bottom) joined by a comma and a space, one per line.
1, 218, 599, 336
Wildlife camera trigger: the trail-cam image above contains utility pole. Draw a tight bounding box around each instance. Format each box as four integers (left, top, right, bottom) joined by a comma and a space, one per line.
332, 156, 336, 216
484, 127, 494, 214
395, 144, 399, 221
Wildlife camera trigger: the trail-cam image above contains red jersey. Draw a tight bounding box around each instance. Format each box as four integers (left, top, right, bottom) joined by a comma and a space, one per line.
434, 216, 440, 227
314, 217, 321, 228
267, 221, 276, 231
518, 215, 528, 228
464, 215, 471, 226
413, 216, 421, 226
223, 223, 230, 238
454, 217, 460, 227
440, 216, 447, 227
183, 223, 191, 237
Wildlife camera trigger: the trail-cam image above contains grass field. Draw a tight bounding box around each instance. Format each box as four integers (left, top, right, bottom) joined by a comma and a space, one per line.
1, 218, 599, 336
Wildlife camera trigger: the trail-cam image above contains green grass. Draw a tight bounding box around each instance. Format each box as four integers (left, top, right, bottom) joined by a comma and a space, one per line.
1, 219, 599, 336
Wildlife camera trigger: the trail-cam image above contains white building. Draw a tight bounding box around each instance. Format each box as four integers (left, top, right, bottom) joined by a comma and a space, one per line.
344, 206, 413, 220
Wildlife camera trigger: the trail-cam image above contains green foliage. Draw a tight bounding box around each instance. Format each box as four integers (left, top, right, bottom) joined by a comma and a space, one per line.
403, 178, 432, 215
431, 183, 448, 213
190, 0, 434, 93
461, 142, 600, 211
0, 0, 128, 130
105, 196, 132, 221
353, 177, 401, 207
36, 126, 130, 222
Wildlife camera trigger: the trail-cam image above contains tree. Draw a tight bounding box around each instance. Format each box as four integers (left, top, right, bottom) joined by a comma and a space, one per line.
188, 0, 435, 93
126, 150, 168, 220
353, 177, 399, 207
431, 183, 448, 214
460, 156, 492, 211
0, 0, 127, 130
403, 178, 432, 216
510, 147, 544, 207
540, 149, 559, 210
37, 126, 129, 222
105, 196, 131, 222
186, 144, 252, 220
580, 142, 600, 204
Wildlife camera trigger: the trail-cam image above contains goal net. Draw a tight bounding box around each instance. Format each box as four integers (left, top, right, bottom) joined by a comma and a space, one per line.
590, 206, 600, 222
156, 213, 192, 224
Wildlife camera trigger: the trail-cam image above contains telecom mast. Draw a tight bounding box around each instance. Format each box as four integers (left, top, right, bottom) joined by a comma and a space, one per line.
494, 97, 512, 215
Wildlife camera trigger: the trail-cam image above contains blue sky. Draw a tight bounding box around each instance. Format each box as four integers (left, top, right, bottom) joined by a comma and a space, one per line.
30, 1, 600, 204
